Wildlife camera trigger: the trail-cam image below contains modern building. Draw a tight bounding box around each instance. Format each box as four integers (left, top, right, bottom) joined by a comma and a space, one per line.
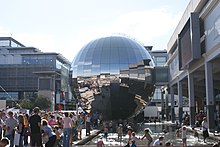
166, 0, 220, 132
72, 35, 155, 120
141, 49, 168, 119
0, 37, 72, 110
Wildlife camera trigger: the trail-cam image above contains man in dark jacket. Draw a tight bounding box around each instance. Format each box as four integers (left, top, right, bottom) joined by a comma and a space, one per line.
29, 107, 42, 147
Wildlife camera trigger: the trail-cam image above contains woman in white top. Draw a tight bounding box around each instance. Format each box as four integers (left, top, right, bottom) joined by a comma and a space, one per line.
202, 117, 209, 143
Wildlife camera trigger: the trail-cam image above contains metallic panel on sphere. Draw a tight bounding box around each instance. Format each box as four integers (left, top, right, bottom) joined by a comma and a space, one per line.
72, 36, 155, 120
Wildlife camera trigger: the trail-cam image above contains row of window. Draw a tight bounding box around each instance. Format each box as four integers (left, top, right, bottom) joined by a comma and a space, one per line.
22, 56, 54, 65
0, 40, 22, 47
0, 92, 18, 100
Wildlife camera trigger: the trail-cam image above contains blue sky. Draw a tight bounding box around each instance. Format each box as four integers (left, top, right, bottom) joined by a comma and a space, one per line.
0, 0, 190, 62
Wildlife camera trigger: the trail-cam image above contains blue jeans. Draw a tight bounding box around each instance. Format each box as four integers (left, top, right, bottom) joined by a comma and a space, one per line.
5, 133, 14, 147
63, 128, 72, 147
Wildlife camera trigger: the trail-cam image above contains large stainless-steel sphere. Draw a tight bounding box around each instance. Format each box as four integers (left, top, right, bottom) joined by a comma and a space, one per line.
72, 35, 155, 120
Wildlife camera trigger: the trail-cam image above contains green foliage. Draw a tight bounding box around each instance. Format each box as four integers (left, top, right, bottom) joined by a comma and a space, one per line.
34, 96, 51, 110
18, 96, 51, 110
19, 99, 34, 109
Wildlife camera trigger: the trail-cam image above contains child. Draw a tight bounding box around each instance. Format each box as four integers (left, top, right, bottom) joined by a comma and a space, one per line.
192, 127, 199, 141
130, 132, 139, 146
117, 124, 123, 141
103, 126, 108, 141
153, 136, 164, 146
127, 126, 133, 141
176, 128, 180, 137
141, 128, 153, 146
97, 137, 105, 147
181, 126, 187, 147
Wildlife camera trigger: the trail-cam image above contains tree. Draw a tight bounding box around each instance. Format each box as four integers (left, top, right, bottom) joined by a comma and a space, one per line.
19, 99, 34, 109
34, 96, 51, 110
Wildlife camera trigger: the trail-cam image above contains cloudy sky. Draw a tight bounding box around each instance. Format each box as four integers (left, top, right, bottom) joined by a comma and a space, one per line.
0, 0, 190, 62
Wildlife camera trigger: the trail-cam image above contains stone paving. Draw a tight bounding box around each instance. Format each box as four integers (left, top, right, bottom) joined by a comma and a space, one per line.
72, 127, 217, 147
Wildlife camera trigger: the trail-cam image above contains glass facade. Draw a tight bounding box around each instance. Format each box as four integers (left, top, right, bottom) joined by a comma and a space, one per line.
0, 92, 18, 100
0, 40, 10, 47
72, 36, 155, 120
22, 55, 54, 66
0, 37, 72, 107
154, 56, 167, 66
0, 37, 24, 47
149, 50, 168, 103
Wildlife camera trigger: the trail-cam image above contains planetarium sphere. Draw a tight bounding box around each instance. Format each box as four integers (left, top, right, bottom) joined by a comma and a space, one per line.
72, 36, 155, 120
72, 36, 154, 77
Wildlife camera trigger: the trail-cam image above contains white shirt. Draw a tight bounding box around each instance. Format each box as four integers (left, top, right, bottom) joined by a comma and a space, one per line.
202, 120, 208, 131
153, 138, 161, 146
182, 129, 187, 139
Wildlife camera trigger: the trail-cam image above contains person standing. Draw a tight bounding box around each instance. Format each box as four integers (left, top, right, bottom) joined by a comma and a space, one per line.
1, 111, 7, 138
76, 114, 83, 140
0, 115, 3, 140
23, 113, 29, 147
85, 113, 91, 136
202, 117, 209, 143
117, 124, 123, 141
127, 126, 133, 141
29, 107, 42, 147
62, 112, 73, 147
15, 114, 24, 147
181, 126, 187, 147
4, 111, 18, 147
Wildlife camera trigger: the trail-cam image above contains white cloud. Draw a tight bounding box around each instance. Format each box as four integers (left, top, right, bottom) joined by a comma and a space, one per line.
75, 7, 182, 52
0, 7, 182, 62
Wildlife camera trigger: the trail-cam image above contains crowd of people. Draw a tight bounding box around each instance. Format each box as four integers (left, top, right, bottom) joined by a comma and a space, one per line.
97, 115, 220, 147
0, 107, 96, 147
1, 106, 220, 147
97, 120, 174, 147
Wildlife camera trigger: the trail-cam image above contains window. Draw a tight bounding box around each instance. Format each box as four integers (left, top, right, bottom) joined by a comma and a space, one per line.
155, 56, 167, 66
153, 88, 161, 100
0, 40, 10, 47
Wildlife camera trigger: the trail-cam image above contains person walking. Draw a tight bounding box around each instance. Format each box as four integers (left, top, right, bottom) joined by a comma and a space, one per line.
29, 107, 42, 147
202, 117, 209, 143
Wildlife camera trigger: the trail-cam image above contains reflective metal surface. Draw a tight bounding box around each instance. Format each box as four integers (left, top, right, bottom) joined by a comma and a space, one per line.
72, 36, 155, 120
